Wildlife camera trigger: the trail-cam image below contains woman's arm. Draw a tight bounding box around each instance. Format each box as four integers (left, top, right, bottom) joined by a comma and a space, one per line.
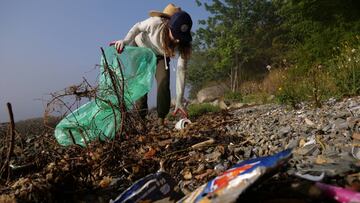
114, 18, 151, 51
175, 55, 187, 116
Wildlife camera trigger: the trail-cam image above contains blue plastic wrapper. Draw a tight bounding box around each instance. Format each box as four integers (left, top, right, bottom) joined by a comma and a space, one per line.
177, 149, 292, 203
110, 171, 183, 203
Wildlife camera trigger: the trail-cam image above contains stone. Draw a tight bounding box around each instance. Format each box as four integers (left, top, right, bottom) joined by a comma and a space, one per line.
258, 148, 264, 156
296, 144, 317, 156
312, 148, 321, 156
229, 102, 245, 109
334, 111, 351, 119
219, 100, 228, 110
304, 118, 315, 127
299, 139, 306, 147
214, 163, 225, 173
244, 149, 252, 158
205, 151, 222, 162
234, 147, 242, 153
197, 84, 228, 103
286, 139, 299, 149
315, 155, 328, 164
183, 170, 192, 180
352, 132, 360, 140
333, 118, 348, 130
322, 124, 331, 132
194, 164, 205, 174
308, 162, 354, 176
279, 126, 291, 136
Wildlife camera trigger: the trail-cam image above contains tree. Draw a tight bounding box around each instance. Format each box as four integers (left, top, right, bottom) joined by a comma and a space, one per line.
274, 0, 360, 67
188, 0, 282, 93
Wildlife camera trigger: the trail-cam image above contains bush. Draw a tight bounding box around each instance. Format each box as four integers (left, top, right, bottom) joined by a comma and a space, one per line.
275, 62, 340, 107
224, 91, 242, 102
242, 92, 272, 104
238, 81, 262, 95
329, 36, 360, 97
261, 68, 287, 94
276, 79, 307, 107
187, 103, 221, 119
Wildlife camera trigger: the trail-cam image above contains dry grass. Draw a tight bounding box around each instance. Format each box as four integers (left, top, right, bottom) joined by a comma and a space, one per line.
237, 68, 287, 96
261, 68, 287, 94
238, 81, 262, 95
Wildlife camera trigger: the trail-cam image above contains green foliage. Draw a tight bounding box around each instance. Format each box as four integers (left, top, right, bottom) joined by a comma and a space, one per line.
275, 35, 359, 107
275, 65, 338, 107
188, 0, 281, 91
329, 37, 360, 96
242, 92, 272, 104
189, 0, 360, 106
187, 103, 221, 119
274, 0, 360, 66
275, 77, 307, 107
224, 91, 242, 102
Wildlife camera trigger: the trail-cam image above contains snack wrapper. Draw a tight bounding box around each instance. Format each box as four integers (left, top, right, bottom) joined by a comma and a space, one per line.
110, 171, 183, 203
178, 149, 292, 203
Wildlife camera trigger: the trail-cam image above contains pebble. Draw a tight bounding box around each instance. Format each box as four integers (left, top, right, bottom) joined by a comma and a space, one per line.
228, 96, 360, 177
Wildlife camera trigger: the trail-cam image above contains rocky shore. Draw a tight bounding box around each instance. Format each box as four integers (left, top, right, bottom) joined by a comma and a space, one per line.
0, 96, 359, 202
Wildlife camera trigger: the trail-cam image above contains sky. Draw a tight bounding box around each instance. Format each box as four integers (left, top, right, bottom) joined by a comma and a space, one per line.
0, 0, 210, 122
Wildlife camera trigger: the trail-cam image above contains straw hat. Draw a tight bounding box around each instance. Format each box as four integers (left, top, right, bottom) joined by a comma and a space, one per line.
149, 3, 181, 19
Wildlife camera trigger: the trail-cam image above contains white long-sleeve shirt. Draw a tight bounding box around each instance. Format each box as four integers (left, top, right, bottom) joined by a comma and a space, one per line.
122, 17, 187, 109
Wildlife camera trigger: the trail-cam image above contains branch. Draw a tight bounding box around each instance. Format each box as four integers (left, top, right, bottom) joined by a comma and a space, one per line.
0, 103, 16, 182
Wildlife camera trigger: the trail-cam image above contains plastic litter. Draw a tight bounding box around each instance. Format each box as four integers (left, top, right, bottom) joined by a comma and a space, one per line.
175, 118, 191, 130
54, 46, 156, 146
303, 135, 316, 147
110, 149, 292, 203
109, 171, 184, 203
177, 149, 292, 203
315, 182, 360, 203
294, 171, 325, 182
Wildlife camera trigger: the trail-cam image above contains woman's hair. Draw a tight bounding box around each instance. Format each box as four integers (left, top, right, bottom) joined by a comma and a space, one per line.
162, 23, 192, 59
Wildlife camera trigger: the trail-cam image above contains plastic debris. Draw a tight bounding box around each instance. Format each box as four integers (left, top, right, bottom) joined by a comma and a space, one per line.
177, 149, 292, 203
175, 118, 192, 130
294, 171, 325, 182
55, 46, 156, 146
303, 135, 316, 147
110, 171, 184, 203
315, 182, 360, 203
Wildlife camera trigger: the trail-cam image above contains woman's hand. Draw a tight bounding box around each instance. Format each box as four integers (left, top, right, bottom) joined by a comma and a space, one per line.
109, 40, 125, 54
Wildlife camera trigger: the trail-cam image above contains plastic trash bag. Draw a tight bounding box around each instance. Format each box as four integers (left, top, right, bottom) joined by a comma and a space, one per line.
54, 46, 156, 146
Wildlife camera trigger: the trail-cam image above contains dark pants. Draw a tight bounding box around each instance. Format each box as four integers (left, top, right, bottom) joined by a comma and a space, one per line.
135, 56, 170, 119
